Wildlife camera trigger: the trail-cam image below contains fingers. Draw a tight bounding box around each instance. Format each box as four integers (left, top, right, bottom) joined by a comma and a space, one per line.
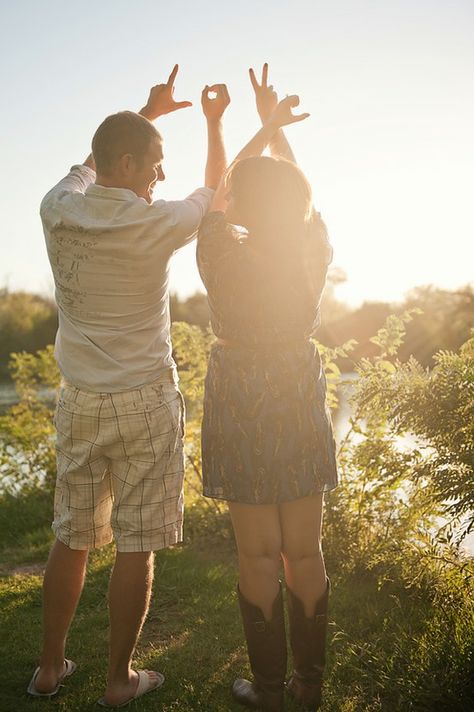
167, 63, 179, 87
249, 67, 258, 91
283, 94, 300, 107
202, 84, 230, 102
174, 100, 193, 110
207, 83, 227, 92
289, 112, 310, 124
218, 84, 231, 105
272, 95, 310, 126
249, 63, 269, 91
216, 86, 229, 105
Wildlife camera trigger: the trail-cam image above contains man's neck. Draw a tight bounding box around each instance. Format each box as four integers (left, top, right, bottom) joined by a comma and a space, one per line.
95, 174, 130, 190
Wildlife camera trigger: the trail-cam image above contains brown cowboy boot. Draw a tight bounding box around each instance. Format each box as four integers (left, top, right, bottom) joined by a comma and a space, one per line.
232, 583, 287, 712
286, 579, 330, 711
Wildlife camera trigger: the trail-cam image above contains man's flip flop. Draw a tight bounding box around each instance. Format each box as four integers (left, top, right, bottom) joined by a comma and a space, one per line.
97, 670, 165, 708
27, 658, 77, 697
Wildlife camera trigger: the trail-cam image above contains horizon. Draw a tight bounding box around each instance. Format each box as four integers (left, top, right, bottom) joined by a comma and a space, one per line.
1, 276, 472, 312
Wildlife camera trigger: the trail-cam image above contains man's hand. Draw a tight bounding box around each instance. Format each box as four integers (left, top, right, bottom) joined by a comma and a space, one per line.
249, 63, 278, 123
201, 84, 231, 123
202, 84, 229, 189
140, 65, 192, 121
265, 95, 309, 129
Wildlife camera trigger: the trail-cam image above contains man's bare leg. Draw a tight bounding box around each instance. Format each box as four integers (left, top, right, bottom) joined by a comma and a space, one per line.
102, 551, 160, 706
34, 539, 88, 693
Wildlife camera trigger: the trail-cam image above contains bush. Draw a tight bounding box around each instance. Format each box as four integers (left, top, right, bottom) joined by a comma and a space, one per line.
0, 290, 57, 380
0, 346, 59, 494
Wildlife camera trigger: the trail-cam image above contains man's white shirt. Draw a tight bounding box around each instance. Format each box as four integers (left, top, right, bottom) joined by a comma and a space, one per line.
40, 164, 213, 392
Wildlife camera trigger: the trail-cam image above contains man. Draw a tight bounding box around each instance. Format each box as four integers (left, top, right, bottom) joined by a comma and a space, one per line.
27, 66, 229, 707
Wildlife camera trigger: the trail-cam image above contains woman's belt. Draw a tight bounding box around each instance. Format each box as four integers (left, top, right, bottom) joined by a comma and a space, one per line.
215, 337, 311, 350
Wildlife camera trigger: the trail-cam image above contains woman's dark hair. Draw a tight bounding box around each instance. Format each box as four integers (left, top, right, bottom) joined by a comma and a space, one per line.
92, 111, 162, 176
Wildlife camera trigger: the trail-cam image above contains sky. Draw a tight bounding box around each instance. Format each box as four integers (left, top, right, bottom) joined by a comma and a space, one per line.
1, 0, 473, 306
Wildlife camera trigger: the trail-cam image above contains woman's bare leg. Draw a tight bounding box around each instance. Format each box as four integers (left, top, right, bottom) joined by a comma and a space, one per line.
228, 501, 282, 620
280, 493, 326, 616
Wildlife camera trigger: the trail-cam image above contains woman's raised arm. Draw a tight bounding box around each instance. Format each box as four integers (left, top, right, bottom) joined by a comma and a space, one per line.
210, 94, 309, 211
249, 63, 297, 163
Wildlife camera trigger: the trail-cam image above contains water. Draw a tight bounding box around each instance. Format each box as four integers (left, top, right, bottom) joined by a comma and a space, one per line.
0, 383, 56, 494
0, 383, 55, 414
0, 383, 17, 413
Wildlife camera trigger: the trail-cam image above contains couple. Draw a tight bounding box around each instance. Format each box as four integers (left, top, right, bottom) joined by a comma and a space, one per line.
29, 64, 337, 711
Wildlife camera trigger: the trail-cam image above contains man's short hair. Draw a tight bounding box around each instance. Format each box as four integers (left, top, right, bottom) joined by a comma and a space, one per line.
92, 111, 162, 175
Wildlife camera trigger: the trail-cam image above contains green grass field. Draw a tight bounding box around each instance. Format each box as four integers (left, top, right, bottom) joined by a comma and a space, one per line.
0, 490, 473, 712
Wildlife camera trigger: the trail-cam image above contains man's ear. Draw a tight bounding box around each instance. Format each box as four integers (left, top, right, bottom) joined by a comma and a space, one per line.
117, 153, 135, 177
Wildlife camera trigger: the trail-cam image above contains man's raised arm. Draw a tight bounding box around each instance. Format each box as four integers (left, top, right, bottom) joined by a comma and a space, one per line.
139, 64, 192, 120
81, 64, 192, 170
201, 84, 231, 189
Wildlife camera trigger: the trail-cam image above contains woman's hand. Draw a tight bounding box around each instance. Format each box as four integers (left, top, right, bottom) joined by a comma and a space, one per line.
223, 88, 307, 176
201, 84, 231, 123
265, 95, 310, 129
249, 63, 278, 123
263, 94, 309, 129
140, 65, 192, 120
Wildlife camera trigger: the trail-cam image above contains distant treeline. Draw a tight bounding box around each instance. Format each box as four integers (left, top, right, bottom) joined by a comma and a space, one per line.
0, 290, 58, 381
318, 279, 474, 369
0, 281, 473, 380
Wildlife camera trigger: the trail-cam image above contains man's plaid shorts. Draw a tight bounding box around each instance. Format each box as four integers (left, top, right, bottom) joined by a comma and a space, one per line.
52, 377, 185, 552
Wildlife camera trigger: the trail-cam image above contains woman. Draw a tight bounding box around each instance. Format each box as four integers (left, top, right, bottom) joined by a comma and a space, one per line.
197, 66, 337, 712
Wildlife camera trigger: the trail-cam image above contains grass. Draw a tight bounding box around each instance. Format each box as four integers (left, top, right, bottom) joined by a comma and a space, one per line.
0, 490, 473, 712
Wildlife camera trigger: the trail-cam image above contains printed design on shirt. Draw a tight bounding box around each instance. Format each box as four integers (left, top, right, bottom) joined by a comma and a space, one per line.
48, 222, 102, 307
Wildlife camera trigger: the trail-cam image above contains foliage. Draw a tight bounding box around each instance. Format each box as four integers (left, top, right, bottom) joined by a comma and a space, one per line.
171, 321, 213, 409
319, 283, 474, 370
353, 315, 474, 543
319, 311, 474, 710
171, 322, 229, 520
401, 284, 474, 363
322, 311, 473, 587
170, 291, 211, 330
0, 346, 59, 494
313, 338, 357, 410
0, 289, 57, 380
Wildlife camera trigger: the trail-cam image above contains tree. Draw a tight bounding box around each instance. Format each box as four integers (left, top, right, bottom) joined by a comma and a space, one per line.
0, 290, 57, 380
